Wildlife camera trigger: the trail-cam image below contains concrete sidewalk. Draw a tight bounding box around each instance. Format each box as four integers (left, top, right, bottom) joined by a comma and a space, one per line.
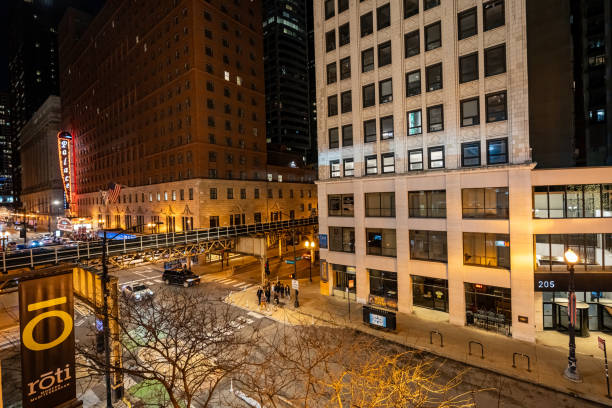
226, 275, 612, 407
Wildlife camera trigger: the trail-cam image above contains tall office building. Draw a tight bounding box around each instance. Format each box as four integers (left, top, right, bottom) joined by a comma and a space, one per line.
263, 0, 311, 157
59, 0, 316, 233
0, 93, 13, 204
306, 0, 318, 164
314, 0, 611, 343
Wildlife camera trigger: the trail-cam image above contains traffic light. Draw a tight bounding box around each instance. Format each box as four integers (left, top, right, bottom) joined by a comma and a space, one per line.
265, 261, 270, 275
96, 332, 105, 354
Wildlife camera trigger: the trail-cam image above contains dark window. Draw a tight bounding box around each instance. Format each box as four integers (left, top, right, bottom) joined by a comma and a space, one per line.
377, 4, 391, 30
424, 0, 440, 10
366, 192, 396, 217
425, 22, 441, 51
378, 41, 392, 66
407, 110, 422, 135
487, 138, 508, 164
254, 188, 260, 199
460, 98, 479, 126
325, 0, 335, 19
379, 78, 393, 103
363, 83, 375, 107
459, 53, 478, 83
364, 119, 377, 142
330, 160, 341, 177
328, 95, 338, 116
409, 149, 423, 170
486, 91, 507, 122
365, 155, 378, 175
341, 91, 352, 113
458, 8, 477, 40
340, 57, 351, 80
343, 158, 354, 176
404, 30, 420, 58
404, 0, 419, 18
463, 232, 510, 268
362, 48, 374, 72
342, 124, 353, 147
227, 188, 234, 199
338, 0, 349, 13
428, 146, 445, 168
380, 115, 394, 139
462, 187, 509, 218
427, 105, 444, 132
409, 190, 446, 218
210, 188, 217, 199
369, 270, 398, 301
240, 188, 246, 199
361, 11, 373, 37
329, 127, 339, 148
426, 63, 442, 91
461, 142, 481, 167
382, 153, 395, 173
328, 194, 354, 216
329, 227, 355, 252
209, 216, 219, 228
326, 30, 336, 52
366, 228, 397, 257
339, 23, 350, 46
326, 62, 337, 84
484, 0, 505, 31
406, 70, 421, 96
410, 230, 448, 262
485, 44, 506, 76
254, 213, 261, 223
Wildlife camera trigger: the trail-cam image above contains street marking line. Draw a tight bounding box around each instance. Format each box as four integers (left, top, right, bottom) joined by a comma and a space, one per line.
145, 281, 153, 285
247, 311, 264, 319
153, 279, 163, 284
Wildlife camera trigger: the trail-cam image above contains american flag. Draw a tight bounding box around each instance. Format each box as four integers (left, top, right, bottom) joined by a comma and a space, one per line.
108, 182, 121, 204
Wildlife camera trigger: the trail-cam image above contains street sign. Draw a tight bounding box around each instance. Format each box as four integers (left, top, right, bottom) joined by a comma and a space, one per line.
599, 336, 606, 351
285, 260, 295, 265
292, 279, 299, 290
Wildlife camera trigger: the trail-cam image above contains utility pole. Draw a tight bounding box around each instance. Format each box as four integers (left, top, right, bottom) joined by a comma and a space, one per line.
101, 230, 112, 407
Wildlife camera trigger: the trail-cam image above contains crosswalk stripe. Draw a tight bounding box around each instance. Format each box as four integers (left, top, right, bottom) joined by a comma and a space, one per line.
153, 279, 163, 283
247, 311, 264, 319
217, 278, 231, 283
225, 279, 238, 284
236, 282, 250, 288
146, 281, 153, 285
240, 284, 253, 291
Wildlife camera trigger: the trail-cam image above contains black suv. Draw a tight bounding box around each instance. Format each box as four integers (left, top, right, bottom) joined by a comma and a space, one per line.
162, 268, 201, 287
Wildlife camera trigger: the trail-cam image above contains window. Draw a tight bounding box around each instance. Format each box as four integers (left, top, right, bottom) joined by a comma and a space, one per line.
366, 229, 396, 257
379, 78, 393, 103
209, 216, 219, 228
409, 190, 446, 218
424, 0, 440, 10
329, 127, 339, 148
338, 0, 349, 13
409, 149, 423, 170
227, 188, 234, 199
486, 91, 507, 122
339, 23, 350, 46
378, 41, 392, 67
240, 188, 246, 199
425, 22, 441, 51
340, 57, 351, 80
362, 48, 374, 72
330, 160, 341, 177
533, 184, 612, 219
382, 153, 395, 173
369, 270, 397, 301
363, 83, 375, 107
535, 234, 612, 271
341, 91, 352, 113
328, 194, 354, 216
426, 63, 442, 91
365, 155, 378, 175
329, 227, 355, 252
326, 30, 336, 52
366, 192, 395, 217
461, 142, 481, 167
343, 158, 354, 176
406, 70, 421, 97
404, 30, 420, 58
407, 110, 422, 135
410, 230, 447, 262
404, 0, 419, 18
254, 213, 262, 223
210, 188, 217, 199
328, 95, 338, 116
254, 188, 260, 199
380, 115, 394, 139
487, 138, 508, 164
461, 98, 479, 126
361, 12, 373, 37
427, 105, 443, 132
364, 119, 377, 142
325, 0, 335, 19
428, 146, 445, 168
342, 124, 353, 147
484, 0, 505, 31
458, 8, 477, 40
377, 4, 391, 30
462, 187, 509, 218
463, 232, 510, 269
485, 44, 506, 76
326, 62, 337, 84
459, 53, 478, 83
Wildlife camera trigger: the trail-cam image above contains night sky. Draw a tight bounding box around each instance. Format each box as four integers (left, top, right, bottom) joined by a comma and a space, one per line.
0, 1, 10, 91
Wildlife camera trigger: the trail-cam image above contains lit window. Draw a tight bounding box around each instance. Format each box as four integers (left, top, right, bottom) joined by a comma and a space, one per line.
236, 76, 242, 85
224, 71, 230, 81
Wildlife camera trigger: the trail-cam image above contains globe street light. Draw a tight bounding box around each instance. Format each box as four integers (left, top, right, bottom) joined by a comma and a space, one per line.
564, 248, 581, 382
304, 240, 316, 282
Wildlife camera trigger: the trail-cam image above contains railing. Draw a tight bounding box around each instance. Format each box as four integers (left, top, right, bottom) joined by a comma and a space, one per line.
1, 216, 318, 273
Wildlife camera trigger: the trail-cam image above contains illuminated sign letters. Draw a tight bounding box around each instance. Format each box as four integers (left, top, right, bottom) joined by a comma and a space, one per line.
57, 131, 74, 204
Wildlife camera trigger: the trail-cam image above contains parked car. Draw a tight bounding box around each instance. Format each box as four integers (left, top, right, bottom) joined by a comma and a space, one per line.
162, 268, 200, 287
121, 283, 154, 301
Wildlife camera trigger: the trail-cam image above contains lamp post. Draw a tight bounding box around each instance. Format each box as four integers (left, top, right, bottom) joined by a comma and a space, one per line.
49, 200, 61, 232
1, 231, 8, 252
279, 211, 298, 307
304, 240, 316, 282
564, 248, 581, 382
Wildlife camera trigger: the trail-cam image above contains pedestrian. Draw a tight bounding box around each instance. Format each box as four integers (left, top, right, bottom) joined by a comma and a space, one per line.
280, 282, 284, 299
285, 283, 290, 298
256, 286, 263, 305
265, 286, 271, 304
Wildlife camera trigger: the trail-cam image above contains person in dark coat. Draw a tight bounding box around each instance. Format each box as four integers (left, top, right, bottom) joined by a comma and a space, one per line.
285, 284, 290, 298
265, 286, 271, 304
256, 287, 263, 305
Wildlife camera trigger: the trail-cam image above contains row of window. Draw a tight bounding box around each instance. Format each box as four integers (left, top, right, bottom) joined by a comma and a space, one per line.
80, 188, 195, 206
329, 138, 509, 177
208, 187, 314, 200
533, 184, 612, 219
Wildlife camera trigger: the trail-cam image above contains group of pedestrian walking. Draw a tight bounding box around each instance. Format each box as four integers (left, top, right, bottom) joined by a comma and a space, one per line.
256, 279, 291, 310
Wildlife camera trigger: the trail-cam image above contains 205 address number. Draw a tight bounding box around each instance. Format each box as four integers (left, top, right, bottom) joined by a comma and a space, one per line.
538, 280, 555, 289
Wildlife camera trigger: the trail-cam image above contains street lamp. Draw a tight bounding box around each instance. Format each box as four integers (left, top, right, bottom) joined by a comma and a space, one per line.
1, 231, 9, 252
564, 248, 581, 382
49, 200, 62, 232
304, 240, 316, 282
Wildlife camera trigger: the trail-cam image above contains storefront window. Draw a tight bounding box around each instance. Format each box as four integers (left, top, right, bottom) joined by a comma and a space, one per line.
369, 269, 397, 307
535, 234, 612, 271
412, 276, 448, 312
465, 283, 511, 335
463, 232, 510, 269
366, 228, 397, 257
333, 264, 356, 293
